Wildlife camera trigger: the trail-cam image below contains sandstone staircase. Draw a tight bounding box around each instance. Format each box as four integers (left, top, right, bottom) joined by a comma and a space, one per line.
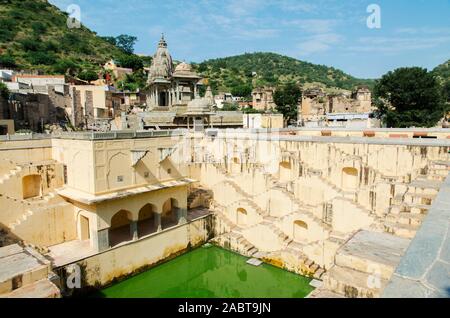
317, 230, 410, 298
383, 161, 449, 239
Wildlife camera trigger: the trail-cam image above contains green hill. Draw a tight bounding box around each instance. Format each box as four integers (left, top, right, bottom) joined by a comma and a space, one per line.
0, 0, 130, 76
432, 59, 450, 83
194, 52, 375, 96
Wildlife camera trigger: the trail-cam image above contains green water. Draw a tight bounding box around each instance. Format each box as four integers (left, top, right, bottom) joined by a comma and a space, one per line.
94, 245, 314, 298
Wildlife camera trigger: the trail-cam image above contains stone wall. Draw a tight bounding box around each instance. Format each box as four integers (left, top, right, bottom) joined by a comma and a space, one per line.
55, 215, 213, 293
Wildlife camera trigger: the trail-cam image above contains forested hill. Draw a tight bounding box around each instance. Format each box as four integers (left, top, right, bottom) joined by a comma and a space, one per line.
0, 0, 133, 77
194, 52, 375, 95
432, 59, 450, 82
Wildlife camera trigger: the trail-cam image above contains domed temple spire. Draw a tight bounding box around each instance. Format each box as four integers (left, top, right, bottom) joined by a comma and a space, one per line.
158, 33, 167, 48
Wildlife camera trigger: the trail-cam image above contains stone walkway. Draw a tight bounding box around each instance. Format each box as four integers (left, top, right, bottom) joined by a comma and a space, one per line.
383, 174, 450, 298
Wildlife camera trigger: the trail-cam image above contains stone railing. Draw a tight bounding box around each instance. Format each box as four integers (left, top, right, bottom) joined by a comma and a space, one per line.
53, 129, 188, 140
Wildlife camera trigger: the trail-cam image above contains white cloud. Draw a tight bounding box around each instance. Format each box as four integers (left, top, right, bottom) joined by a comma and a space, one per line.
348, 35, 450, 53
297, 33, 343, 56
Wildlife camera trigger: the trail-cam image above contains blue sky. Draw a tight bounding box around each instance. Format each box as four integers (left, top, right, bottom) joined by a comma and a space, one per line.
49, 0, 450, 79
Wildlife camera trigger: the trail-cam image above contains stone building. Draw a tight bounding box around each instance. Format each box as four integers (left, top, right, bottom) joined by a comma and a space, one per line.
299, 86, 375, 128
4, 85, 72, 132
252, 86, 277, 111
118, 36, 243, 130
0, 128, 449, 297
146, 35, 202, 110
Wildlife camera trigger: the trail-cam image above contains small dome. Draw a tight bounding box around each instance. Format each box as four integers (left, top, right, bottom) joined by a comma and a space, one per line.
175, 62, 192, 73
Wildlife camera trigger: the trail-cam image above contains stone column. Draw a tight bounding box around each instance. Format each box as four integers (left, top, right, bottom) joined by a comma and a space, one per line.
94, 229, 110, 252
156, 87, 159, 107
194, 84, 197, 98
155, 213, 162, 232
130, 221, 138, 241
177, 208, 187, 225
176, 81, 180, 102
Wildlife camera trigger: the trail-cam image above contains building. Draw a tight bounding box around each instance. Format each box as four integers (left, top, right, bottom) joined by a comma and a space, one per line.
103, 60, 133, 82
118, 35, 243, 130
146, 35, 202, 109
299, 86, 375, 128
243, 113, 284, 129
214, 92, 233, 109
252, 86, 276, 111
0, 128, 449, 297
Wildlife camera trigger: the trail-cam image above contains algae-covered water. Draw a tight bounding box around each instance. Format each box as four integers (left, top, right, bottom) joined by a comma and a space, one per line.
94, 245, 314, 298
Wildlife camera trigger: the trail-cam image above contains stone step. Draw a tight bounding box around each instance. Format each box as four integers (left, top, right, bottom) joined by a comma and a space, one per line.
0, 278, 60, 298
384, 221, 419, 239
313, 268, 325, 280
404, 192, 435, 205
323, 265, 388, 298
386, 213, 425, 227
335, 230, 411, 280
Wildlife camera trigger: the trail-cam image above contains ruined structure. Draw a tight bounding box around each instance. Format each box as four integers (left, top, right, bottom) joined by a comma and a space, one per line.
299, 86, 375, 128
252, 87, 276, 111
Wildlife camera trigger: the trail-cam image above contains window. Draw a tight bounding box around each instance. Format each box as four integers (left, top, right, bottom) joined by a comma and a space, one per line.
167, 168, 171, 174
144, 172, 149, 178
117, 176, 124, 182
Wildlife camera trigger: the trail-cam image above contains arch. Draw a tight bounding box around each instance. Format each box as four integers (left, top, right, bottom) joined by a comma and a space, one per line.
279, 161, 292, 182
236, 208, 248, 226
293, 220, 309, 242
79, 214, 90, 240
107, 152, 130, 190
342, 167, 359, 190
22, 174, 42, 199
161, 198, 179, 230
109, 210, 133, 247
138, 203, 157, 238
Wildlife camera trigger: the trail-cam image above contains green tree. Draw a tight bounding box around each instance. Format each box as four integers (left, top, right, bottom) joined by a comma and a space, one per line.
443, 81, 450, 103
374, 67, 446, 128
0, 54, 17, 68
27, 51, 56, 65
231, 84, 252, 98
101, 36, 117, 46
273, 82, 302, 125
116, 34, 137, 54
78, 70, 99, 83
116, 54, 144, 70
0, 82, 9, 100
52, 59, 80, 75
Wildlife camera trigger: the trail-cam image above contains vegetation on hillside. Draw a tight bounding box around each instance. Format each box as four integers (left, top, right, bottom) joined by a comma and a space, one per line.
194, 52, 374, 96
374, 67, 448, 128
432, 59, 450, 102
0, 0, 148, 85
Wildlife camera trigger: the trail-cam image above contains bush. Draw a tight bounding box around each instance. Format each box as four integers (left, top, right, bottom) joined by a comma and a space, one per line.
0, 54, 17, 68
19, 37, 42, 51
53, 59, 80, 75
116, 54, 144, 70
27, 51, 56, 65
0, 82, 9, 100
78, 70, 99, 82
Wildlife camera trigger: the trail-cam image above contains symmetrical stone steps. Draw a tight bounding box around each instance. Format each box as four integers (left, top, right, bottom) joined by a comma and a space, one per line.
9, 201, 71, 231
322, 230, 410, 298
0, 167, 22, 185
383, 221, 419, 239
323, 265, 388, 298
